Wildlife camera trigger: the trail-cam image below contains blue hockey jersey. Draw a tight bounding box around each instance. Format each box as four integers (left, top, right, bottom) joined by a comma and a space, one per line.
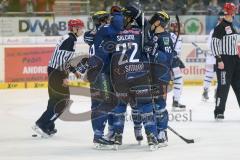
88, 12, 124, 75
150, 31, 175, 84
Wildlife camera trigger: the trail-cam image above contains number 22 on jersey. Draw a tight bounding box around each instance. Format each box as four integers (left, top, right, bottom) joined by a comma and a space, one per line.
116, 42, 139, 65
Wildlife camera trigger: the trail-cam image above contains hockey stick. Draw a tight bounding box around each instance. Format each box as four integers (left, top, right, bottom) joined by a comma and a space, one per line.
167, 126, 194, 144
191, 42, 202, 50
142, 12, 145, 52
173, 14, 180, 50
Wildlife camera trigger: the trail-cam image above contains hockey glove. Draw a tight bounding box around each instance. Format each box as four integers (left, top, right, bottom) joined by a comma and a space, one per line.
125, 4, 142, 19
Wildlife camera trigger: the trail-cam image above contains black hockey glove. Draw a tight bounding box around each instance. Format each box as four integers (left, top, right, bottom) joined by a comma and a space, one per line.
75, 58, 89, 74
144, 41, 154, 55
125, 4, 142, 19
84, 31, 95, 46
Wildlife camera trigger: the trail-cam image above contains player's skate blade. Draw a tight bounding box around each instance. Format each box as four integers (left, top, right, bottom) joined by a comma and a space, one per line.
113, 133, 122, 151
158, 130, 168, 148
149, 144, 158, 151
137, 140, 142, 145
202, 89, 209, 101
215, 114, 224, 122
172, 100, 186, 111
93, 137, 114, 150
147, 133, 158, 151
32, 125, 50, 138
172, 105, 186, 112
136, 136, 143, 145
134, 128, 143, 145
158, 142, 168, 148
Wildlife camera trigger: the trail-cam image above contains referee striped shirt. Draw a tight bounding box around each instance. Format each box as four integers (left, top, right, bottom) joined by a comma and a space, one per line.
211, 19, 238, 56
49, 33, 77, 71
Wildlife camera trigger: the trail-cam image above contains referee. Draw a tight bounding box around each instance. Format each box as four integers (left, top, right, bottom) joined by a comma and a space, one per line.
211, 3, 240, 120
33, 19, 84, 137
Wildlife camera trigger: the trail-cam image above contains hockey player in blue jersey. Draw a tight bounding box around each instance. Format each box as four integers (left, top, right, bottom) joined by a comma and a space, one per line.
83, 8, 124, 147
127, 7, 173, 147
147, 11, 174, 146
83, 10, 116, 146
110, 6, 158, 150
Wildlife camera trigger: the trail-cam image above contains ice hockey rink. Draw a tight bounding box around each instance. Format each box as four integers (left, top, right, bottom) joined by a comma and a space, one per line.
0, 86, 240, 160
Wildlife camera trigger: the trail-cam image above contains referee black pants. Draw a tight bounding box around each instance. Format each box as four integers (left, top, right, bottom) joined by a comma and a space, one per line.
36, 67, 70, 130
215, 55, 240, 116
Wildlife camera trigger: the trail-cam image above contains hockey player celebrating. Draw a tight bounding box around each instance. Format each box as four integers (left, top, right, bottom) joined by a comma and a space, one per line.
110, 6, 159, 150
169, 21, 186, 110
32, 19, 84, 138
84, 7, 124, 147
83, 10, 116, 145
147, 11, 174, 146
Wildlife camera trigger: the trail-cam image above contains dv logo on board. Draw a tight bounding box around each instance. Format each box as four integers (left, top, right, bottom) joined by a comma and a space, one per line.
19, 19, 67, 32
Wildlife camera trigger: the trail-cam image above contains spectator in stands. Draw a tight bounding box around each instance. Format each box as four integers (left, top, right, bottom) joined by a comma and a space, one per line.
91, 0, 105, 11
35, 0, 54, 12
232, 0, 239, 14
0, 0, 9, 12
187, 0, 206, 14
144, 0, 161, 11
172, 0, 188, 14
26, 0, 35, 13
208, 0, 222, 15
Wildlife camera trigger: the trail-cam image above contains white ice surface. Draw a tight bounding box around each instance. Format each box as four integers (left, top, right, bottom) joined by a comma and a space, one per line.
0, 86, 240, 160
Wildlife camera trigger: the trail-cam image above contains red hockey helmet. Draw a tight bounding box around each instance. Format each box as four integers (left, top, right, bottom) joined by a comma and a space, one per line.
223, 2, 237, 15
68, 19, 84, 31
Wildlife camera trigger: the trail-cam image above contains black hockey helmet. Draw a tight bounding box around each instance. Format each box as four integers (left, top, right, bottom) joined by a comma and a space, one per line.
122, 5, 141, 27
121, 7, 135, 24
92, 11, 110, 25
149, 11, 170, 28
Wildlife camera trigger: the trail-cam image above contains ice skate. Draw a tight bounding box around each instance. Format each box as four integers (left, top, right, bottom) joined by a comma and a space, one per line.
113, 133, 122, 150
47, 128, 57, 137
105, 130, 115, 141
134, 127, 143, 145
147, 133, 158, 151
93, 137, 114, 150
32, 124, 51, 138
215, 114, 224, 121
158, 130, 168, 148
172, 98, 186, 111
202, 88, 209, 101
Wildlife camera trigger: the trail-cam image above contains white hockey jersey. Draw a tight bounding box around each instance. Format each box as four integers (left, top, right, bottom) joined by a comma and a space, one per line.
170, 32, 182, 56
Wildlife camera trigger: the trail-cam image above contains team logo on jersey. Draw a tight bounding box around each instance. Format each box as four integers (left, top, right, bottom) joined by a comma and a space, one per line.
102, 41, 117, 53
163, 37, 170, 45
225, 26, 232, 34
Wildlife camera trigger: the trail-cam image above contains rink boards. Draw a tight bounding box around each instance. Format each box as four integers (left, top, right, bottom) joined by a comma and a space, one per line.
0, 36, 220, 88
